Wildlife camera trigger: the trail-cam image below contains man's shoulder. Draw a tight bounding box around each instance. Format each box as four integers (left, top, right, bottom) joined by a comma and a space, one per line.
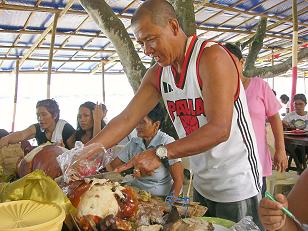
146, 63, 162, 76
130, 136, 143, 145
142, 63, 164, 90
156, 130, 175, 143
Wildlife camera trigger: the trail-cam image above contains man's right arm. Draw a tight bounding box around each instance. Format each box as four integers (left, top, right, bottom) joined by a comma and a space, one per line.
87, 65, 162, 149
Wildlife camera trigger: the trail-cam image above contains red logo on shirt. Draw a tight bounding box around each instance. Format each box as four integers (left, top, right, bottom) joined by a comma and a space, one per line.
167, 98, 205, 135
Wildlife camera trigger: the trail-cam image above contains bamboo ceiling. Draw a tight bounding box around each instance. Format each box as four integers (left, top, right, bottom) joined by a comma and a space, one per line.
0, 0, 307, 76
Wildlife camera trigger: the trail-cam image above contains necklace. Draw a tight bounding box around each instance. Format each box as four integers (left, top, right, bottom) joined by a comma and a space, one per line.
172, 36, 190, 83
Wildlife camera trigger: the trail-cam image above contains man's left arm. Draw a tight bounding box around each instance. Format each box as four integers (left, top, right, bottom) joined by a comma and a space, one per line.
115, 45, 238, 174
166, 44, 238, 158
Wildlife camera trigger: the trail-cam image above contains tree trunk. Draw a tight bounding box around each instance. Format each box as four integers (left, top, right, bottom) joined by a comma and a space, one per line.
79, 0, 146, 93
169, 0, 196, 36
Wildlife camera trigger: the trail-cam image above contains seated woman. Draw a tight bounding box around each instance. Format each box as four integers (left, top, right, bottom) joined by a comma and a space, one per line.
0, 99, 75, 149
106, 104, 184, 197
259, 169, 308, 231
73, 101, 107, 146
283, 94, 308, 173
283, 94, 308, 130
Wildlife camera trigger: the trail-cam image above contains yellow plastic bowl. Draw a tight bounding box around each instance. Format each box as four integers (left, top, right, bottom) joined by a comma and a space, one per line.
0, 200, 65, 231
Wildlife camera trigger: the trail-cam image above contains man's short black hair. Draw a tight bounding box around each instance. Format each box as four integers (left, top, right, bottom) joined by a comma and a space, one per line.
280, 94, 289, 102
131, 0, 177, 27
294, 94, 307, 104
224, 43, 243, 61
147, 103, 164, 128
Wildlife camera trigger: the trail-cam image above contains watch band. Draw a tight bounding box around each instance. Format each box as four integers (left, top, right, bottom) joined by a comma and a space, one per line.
160, 156, 169, 168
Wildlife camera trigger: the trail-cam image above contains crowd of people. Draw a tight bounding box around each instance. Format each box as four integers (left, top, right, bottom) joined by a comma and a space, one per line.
0, 0, 307, 230
0, 99, 107, 150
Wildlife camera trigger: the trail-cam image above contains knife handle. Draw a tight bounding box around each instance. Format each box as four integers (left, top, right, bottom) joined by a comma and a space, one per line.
120, 167, 134, 176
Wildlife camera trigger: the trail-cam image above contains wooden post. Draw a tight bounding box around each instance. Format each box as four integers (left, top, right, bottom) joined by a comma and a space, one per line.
47, 13, 59, 99
101, 62, 105, 103
290, 0, 298, 111
11, 60, 19, 132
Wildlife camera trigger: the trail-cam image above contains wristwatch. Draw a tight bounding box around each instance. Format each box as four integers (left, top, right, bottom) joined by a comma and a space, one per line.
155, 145, 169, 168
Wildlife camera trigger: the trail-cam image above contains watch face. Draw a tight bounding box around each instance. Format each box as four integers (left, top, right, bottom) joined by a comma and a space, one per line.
156, 146, 167, 158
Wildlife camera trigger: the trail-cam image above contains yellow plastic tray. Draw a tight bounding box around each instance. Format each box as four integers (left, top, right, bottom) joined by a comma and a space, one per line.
0, 200, 65, 231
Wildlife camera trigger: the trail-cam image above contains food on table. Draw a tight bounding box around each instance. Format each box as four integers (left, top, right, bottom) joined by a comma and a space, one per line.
291, 129, 305, 133
168, 217, 214, 231
136, 224, 163, 231
68, 178, 210, 231
69, 178, 138, 230
17, 144, 67, 179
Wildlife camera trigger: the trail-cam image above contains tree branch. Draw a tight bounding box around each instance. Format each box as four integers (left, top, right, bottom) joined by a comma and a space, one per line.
243, 47, 308, 78
244, 17, 267, 71
79, 0, 146, 93
241, 36, 255, 50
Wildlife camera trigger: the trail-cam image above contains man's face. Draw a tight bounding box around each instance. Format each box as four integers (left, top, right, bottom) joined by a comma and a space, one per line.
136, 116, 158, 139
132, 16, 176, 67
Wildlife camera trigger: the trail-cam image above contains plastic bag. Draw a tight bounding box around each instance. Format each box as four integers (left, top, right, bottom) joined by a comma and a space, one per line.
0, 170, 74, 215
57, 142, 114, 183
231, 216, 261, 231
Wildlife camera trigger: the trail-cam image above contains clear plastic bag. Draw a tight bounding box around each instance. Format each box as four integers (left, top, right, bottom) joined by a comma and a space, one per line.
57, 142, 114, 183
231, 216, 261, 231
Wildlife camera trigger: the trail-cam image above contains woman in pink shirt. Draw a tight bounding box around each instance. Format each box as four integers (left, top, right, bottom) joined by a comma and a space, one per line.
225, 43, 288, 196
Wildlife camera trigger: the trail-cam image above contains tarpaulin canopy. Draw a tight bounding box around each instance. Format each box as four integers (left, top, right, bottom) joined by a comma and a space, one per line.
0, 0, 307, 75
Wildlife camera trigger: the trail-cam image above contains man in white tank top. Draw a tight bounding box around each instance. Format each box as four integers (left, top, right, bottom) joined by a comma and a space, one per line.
87, 0, 263, 229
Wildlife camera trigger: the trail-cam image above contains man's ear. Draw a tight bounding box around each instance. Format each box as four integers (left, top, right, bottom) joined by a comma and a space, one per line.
154, 121, 161, 130
168, 18, 180, 35
240, 58, 245, 66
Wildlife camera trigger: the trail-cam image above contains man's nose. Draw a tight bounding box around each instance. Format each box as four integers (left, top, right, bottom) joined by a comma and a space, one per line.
143, 43, 153, 56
